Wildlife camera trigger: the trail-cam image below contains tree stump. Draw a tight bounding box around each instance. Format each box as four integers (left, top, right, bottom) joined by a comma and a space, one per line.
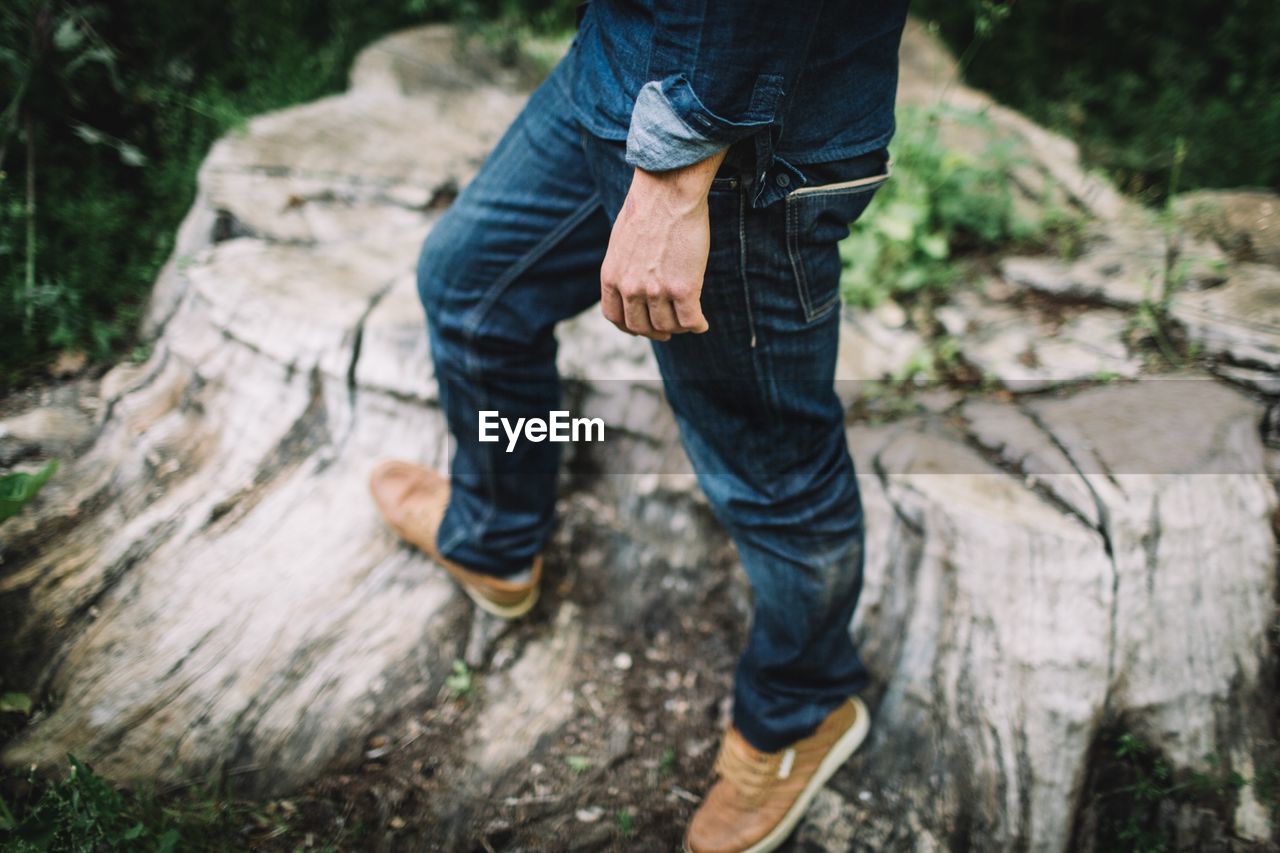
2, 21, 1275, 851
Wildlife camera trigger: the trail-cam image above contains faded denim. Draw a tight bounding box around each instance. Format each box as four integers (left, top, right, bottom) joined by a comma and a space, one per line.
418, 44, 891, 751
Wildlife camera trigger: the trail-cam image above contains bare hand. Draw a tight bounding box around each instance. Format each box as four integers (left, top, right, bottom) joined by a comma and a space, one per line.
600, 152, 726, 341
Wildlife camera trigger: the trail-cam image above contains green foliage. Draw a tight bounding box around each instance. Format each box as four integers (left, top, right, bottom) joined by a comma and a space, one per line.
406, 0, 576, 35
839, 106, 1050, 309
1086, 730, 1273, 852
0, 693, 33, 715
0, 458, 57, 523
913, 0, 1280, 200
0, 0, 579, 390
1125, 214, 1205, 370
657, 746, 676, 777
444, 659, 474, 698
565, 755, 590, 775
615, 806, 634, 837
0, 755, 246, 851
0, 0, 438, 389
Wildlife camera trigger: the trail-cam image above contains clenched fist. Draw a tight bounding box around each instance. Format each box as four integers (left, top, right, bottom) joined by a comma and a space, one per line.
600, 150, 727, 341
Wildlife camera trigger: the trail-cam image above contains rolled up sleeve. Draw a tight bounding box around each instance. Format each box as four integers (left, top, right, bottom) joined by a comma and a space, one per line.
623, 0, 824, 205
626, 79, 731, 172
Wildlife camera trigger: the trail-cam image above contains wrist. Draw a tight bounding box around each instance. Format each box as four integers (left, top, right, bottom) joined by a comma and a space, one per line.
630, 149, 727, 211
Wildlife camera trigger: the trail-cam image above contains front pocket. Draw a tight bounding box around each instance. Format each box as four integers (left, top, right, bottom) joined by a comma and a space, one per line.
785, 169, 889, 322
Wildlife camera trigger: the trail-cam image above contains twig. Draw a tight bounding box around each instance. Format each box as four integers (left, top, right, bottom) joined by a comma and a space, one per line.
502, 794, 562, 807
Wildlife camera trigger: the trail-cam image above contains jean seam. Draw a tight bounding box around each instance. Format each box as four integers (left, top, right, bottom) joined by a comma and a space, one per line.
784, 194, 816, 321
738, 190, 758, 350
462, 193, 603, 341
738, 189, 787, 495
446, 193, 601, 564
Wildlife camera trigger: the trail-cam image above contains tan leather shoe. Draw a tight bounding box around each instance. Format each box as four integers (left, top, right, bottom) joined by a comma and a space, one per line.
368, 460, 541, 619
684, 697, 871, 853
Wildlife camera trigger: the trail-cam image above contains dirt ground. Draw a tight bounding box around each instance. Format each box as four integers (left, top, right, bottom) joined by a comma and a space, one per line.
253, 498, 753, 852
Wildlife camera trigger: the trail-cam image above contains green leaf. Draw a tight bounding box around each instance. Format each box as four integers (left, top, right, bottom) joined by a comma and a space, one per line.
123, 822, 145, 839
0, 46, 25, 76
65, 46, 121, 91
117, 143, 148, 167
0, 793, 15, 831
72, 123, 106, 145
0, 459, 59, 523
157, 828, 181, 852
444, 659, 472, 696
53, 18, 86, 51
566, 755, 590, 774
0, 692, 33, 714
876, 213, 916, 243
917, 232, 950, 260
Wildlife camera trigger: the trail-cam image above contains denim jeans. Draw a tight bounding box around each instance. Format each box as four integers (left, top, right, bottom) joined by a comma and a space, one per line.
417, 56, 886, 752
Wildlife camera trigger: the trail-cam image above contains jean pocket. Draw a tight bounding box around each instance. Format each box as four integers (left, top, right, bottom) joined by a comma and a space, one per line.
785, 169, 889, 322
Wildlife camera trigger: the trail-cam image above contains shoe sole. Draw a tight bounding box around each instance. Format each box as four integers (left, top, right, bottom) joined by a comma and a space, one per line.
462, 579, 540, 620
683, 696, 871, 853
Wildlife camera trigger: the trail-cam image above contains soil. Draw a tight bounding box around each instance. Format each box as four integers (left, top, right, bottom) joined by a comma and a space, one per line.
242, 498, 751, 852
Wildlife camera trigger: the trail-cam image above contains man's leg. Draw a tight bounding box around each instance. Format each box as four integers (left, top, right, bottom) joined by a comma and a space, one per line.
584, 137, 884, 751
414, 58, 609, 577
656, 193, 874, 751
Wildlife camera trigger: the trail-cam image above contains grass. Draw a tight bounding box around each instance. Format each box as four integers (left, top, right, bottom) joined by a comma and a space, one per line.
615, 806, 634, 837
657, 746, 676, 778
913, 0, 1280, 201
443, 659, 475, 699
0, 0, 581, 391
837, 105, 1072, 312
1079, 728, 1277, 852
0, 756, 254, 851
0, 459, 57, 523
2, 0, 399, 389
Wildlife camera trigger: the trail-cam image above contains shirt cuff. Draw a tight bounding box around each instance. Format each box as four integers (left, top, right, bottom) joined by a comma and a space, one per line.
624, 80, 728, 172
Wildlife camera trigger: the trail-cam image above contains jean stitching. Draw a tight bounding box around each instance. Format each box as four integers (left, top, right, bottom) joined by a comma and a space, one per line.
787, 182, 883, 323
450, 193, 601, 565
738, 190, 758, 349
463, 193, 603, 340
784, 194, 815, 321
739, 188, 786, 495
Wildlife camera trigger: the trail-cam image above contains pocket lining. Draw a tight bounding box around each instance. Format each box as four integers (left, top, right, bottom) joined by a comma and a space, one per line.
787, 165, 891, 198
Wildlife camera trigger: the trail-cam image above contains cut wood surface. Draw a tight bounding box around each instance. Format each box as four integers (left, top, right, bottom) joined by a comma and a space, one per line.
1, 21, 1276, 851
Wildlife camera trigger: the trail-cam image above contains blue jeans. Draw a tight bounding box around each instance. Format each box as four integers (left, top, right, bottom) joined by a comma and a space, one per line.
417, 57, 884, 752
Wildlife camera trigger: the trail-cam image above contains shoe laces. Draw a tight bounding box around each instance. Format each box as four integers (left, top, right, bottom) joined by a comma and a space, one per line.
713, 730, 795, 805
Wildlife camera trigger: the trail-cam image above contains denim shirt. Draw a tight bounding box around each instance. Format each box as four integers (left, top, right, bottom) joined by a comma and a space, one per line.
569, 0, 911, 208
